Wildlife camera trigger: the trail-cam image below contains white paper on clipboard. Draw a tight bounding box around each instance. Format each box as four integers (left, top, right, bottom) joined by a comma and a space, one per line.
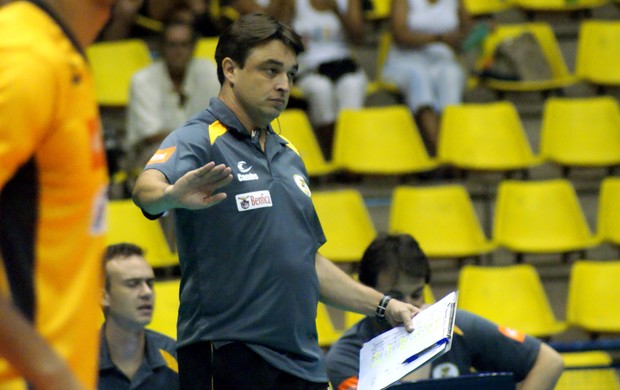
358, 291, 458, 390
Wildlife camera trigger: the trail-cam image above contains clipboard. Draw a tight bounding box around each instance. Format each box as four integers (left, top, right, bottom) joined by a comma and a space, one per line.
358, 291, 458, 390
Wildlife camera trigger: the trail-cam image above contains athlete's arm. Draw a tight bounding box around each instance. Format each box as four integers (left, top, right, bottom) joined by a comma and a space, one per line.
315, 253, 419, 331
132, 162, 233, 215
0, 297, 86, 390
518, 343, 563, 390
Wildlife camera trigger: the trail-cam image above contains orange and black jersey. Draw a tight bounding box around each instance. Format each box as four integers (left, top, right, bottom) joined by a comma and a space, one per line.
0, 1, 108, 388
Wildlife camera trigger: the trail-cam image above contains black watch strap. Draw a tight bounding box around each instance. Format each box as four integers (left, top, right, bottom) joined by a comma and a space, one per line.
375, 295, 392, 321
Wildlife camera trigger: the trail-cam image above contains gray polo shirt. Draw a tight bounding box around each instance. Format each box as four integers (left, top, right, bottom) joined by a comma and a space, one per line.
145, 98, 327, 382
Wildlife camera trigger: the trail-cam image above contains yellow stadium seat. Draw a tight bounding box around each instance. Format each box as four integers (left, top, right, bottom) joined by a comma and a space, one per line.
576, 20, 620, 88
312, 190, 376, 264
556, 351, 620, 390
316, 302, 343, 348
597, 177, 620, 246
107, 199, 179, 269
513, 0, 609, 11
458, 264, 567, 337
438, 101, 543, 173
148, 279, 180, 339
194, 36, 219, 63
567, 260, 620, 336
332, 106, 438, 175
272, 109, 336, 177
365, 0, 391, 20
540, 96, 620, 176
477, 22, 576, 92
515, 0, 608, 11
87, 39, 152, 106
389, 185, 496, 259
493, 179, 600, 259
365, 31, 401, 96
464, 0, 514, 15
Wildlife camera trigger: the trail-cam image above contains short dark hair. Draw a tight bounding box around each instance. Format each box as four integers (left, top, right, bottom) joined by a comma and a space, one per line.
215, 13, 304, 84
103, 243, 145, 290
358, 234, 431, 289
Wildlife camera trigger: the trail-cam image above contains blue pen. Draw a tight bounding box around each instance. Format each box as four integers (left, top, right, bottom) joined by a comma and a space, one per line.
401, 338, 449, 365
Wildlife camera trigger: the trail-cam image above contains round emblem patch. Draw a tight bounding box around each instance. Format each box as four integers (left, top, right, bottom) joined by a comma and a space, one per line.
294, 174, 311, 197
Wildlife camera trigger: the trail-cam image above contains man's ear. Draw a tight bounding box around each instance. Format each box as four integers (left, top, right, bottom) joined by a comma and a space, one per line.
101, 287, 110, 309
222, 57, 237, 86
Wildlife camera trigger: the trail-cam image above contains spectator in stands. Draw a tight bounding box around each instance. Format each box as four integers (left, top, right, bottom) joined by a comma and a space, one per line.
99, 243, 179, 390
125, 18, 219, 180
382, 0, 472, 156
325, 233, 564, 390
281, 0, 368, 160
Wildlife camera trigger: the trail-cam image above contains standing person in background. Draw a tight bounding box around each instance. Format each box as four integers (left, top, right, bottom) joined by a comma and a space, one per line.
325, 234, 564, 390
383, 0, 472, 156
126, 18, 219, 182
282, 0, 367, 160
132, 13, 419, 389
99, 243, 179, 390
0, 0, 113, 389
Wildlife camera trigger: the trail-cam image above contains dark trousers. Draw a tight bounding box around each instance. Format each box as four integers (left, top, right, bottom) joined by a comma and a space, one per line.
177, 341, 329, 390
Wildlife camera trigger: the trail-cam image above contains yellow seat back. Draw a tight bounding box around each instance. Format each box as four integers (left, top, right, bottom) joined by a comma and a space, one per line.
316, 302, 343, 347
148, 279, 180, 339
458, 264, 567, 337
493, 179, 599, 254
312, 190, 376, 263
464, 0, 514, 15
540, 96, 620, 168
194, 37, 219, 64
598, 177, 620, 245
479, 22, 575, 91
87, 39, 152, 106
567, 260, 620, 334
366, 31, 401, 96
389, 185, 495, 258
577, 20, 620, 86
365, 0, 391, 20
515, 0, 608, 10
107, 200, 179, 268
556, 351, 620, 390
333, 106, 438, 174
273, 109, 335, 176
438, 101, 542, 171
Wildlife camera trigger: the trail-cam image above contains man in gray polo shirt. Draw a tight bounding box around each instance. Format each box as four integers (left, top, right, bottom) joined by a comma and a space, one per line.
132, 13, 419, 390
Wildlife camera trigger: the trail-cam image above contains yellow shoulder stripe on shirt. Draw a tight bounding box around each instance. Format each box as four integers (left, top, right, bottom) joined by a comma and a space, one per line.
159, 349, 179, 373
277, 134, 300, 156
209, 120, 228, 144
454, 325, 464, 336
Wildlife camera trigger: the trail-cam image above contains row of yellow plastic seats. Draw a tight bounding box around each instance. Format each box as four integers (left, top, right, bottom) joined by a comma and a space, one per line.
273, 97, 620, 180
107, 175, 620, 274
147, 259, 620, 348
87, 19, 620, 106
354, 0, 612, 19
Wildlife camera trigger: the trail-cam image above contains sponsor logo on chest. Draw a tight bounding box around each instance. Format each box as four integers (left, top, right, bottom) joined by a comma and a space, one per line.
237, 161, 259, 182
235, 190, 273, 212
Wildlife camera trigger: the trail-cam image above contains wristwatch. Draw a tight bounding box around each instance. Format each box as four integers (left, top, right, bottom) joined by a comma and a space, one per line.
375, 295, 392, 321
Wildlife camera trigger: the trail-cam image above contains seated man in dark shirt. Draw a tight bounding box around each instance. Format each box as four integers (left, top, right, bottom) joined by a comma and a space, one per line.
325, 234, 564, 390
98, 243, 179, 390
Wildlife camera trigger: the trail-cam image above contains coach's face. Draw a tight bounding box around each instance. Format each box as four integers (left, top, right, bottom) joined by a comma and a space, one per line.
224, 39, 298, 129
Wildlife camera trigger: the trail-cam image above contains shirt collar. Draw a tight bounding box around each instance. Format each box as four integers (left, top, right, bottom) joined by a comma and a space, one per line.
206, 98, 281, 143
98, 325, 169, 372
25, 0, 85, 57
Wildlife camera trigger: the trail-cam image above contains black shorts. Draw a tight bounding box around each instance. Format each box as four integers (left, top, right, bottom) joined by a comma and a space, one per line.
177, 341, 329, 390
